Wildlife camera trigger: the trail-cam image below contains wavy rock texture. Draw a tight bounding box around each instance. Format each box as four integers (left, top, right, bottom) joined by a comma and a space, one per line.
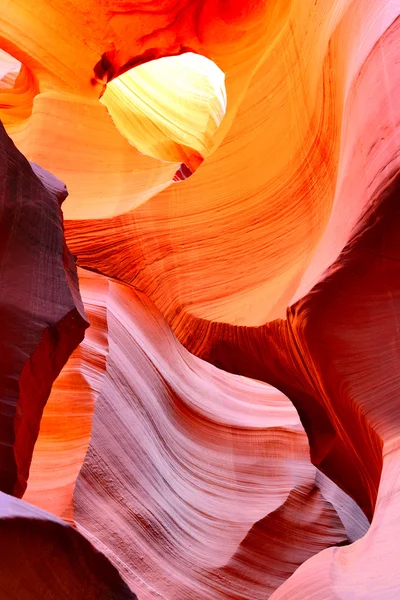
0, 0, 399, 598
267, 170, 400, 598
179, 169, 400, 525
24, 269, 108, 523
65, 2, 400, 327
175, 14, 400, 526
0, 491, 137, 599
0, 0, 289, 219
65, 6, 399, 596
23, 268, 368, 598
291, 4, 400, 302
162, 145, 400, 599
71, 277, 369, 600
0, 121, 87, 499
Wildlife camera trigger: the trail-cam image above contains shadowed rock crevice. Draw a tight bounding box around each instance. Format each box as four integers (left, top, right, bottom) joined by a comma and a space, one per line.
0, 121, 88, 497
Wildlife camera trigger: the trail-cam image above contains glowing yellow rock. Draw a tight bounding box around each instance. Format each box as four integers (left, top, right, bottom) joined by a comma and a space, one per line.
100, 52, 227, 174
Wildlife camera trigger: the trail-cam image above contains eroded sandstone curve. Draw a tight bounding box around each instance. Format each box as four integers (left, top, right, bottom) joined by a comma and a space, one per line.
24, 269, 108, 523
0, 490, 137, 599
65, 3, 400, 327
72, 276, 364, 599
0, 120, 88, 497
0, 1, 398, 598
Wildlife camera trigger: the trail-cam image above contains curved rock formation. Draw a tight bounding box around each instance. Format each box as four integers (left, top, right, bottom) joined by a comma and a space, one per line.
100, 53, 227, 177
65, 8, 400, 595
61, 3, 400, 519
24, 269, 108, 522
23, 266, 369, 597
0, 121, 87, 498
1, 0, 399, 598
179, 167, 399, 518
0, 491, 137, 599
0, 0, 289, 219
162, 168, 399, 598
291, 5, 400, 302
261, 168, 400, 600
72, 278, 364, 599
65, 4, 400, 327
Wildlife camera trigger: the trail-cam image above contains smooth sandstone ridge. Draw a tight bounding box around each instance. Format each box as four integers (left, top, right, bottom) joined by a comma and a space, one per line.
64, 2, 400, 327
73, 278, 361, 600
0, 0, 399, 599
0, 491, 137, 599
0, 121, 88, 498
24, 269, 109, 523
26, 269, 368, 598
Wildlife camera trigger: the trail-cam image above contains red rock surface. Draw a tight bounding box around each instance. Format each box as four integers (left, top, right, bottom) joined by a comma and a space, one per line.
63, 4, 400, 330
23, 267, 370, 598
180, 166, 399, 522
24, 269, 108, 523
72, 278, 367, 599
268, 169, 400, 600
0, 490, 137, 599
0, 0, 399, 598
0, 121, 88, 498
173, 170, 399, 598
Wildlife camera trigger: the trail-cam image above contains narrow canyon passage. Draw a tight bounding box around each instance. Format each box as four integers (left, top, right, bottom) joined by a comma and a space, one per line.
0, 1, 399, 598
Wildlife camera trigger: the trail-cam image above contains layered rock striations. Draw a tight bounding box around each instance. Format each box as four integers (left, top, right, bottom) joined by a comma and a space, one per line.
0, 0, 399, 598
73, 278, 362, 599
179, 168, 400, 598
268, 170, 400, 599
0, 0, 290, 219
64, 3, 400, 329
25, 269, 108, 522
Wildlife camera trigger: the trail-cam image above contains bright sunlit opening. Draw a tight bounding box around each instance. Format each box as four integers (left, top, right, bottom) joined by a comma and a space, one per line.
0, 49, 21, 89
100, 52, 227, 177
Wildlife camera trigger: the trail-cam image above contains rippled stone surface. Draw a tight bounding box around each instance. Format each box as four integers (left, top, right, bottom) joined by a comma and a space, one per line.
0, 1, 399, 598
